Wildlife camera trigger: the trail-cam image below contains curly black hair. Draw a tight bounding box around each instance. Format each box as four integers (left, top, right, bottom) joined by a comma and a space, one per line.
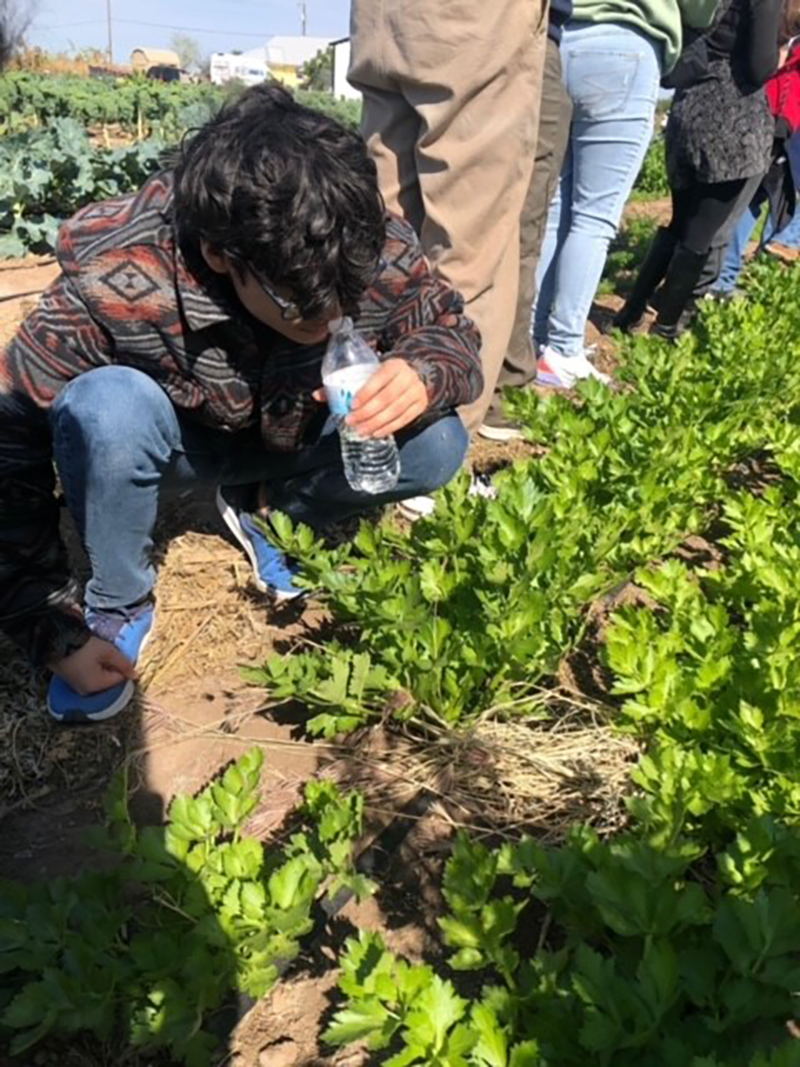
173, 83, 386, 319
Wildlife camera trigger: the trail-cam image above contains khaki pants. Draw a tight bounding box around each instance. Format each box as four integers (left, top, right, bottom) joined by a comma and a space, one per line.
349, 0, 548, 432
487, 35, 573, 422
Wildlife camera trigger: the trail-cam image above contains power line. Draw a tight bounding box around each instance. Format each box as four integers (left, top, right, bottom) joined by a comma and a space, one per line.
41, 9, 328, 43
43, 20, 107, 29
40, 17, 272, 37
115, 18, 274, 38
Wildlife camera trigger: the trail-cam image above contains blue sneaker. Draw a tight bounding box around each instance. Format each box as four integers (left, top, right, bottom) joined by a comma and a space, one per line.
216, 486, 304, 600
47, 599, 155, 724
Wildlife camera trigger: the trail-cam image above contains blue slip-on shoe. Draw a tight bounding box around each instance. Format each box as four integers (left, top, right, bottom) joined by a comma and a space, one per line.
47, 598, 155, 724
216, 486, 304, 600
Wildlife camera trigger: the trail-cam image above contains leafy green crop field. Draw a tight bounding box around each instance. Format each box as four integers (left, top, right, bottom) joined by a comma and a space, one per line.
0, 74, 361, 257
0, 72, 362, 137
259, 262, 800, 1067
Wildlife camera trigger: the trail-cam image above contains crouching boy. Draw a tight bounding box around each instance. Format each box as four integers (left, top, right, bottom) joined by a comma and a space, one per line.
0, 85, 482, 723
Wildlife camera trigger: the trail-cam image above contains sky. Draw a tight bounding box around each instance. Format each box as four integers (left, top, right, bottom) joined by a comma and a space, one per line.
26, 0, 352, 64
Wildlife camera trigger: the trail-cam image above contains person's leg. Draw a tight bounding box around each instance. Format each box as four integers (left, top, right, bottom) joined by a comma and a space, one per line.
223, 415, 469, 529
713, 192, 764, 293
47, 365, 211, 719
348, 1, 425, 229
544, 22, 662, 357
652, 177, 751, 337
613, 226, 678, 330
696, 173, 764, 295
532, 147, 574, 348
355, 86, 425, 234
50, 366, 189, 611
356, 0, 548, 434
50, 364, 295, 609
767, 205, 800, 252
52, 363, 469, 592
665, 185, 693, 242
483, 37, 573, 433
613, 183, 694, 330
208, 413, 465, 593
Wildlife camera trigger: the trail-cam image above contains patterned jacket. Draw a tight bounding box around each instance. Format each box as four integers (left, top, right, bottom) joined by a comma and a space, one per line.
0, 171, 483, 667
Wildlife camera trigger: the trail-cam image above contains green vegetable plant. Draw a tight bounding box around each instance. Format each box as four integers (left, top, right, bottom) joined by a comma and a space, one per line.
321, 261, 800, 1066
325, 829, 800, 1066
0, 749, 369, 1065
632, 133, 669, 200
0, 72, 361, 139
0, 118, 163, 255
248, 262, 800, 735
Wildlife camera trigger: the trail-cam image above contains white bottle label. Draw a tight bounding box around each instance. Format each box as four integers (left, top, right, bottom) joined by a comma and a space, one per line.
323, 365, 377, 417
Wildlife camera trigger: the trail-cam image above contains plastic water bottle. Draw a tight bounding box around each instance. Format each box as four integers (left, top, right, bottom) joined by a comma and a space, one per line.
322, 317, 400, 494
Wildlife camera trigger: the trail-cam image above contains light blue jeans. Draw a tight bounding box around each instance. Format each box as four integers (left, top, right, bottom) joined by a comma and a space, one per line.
533, 21, 662, 356
49, 366, 467, 611
716, 198, 800, 292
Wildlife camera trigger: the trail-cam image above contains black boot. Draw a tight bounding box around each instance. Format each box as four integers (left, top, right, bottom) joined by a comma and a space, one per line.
649, 243, 710, 341
613, 226, 678, 333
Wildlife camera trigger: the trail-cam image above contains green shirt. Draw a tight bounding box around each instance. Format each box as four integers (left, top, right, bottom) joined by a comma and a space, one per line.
571, 0, 720, 71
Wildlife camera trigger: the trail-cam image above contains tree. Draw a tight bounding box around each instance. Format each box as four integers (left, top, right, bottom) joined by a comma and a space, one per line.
300, 45, 333, 92
169, 32, 204, 73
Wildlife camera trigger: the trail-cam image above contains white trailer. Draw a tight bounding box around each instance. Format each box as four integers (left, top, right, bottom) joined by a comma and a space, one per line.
210, 52, 269, 87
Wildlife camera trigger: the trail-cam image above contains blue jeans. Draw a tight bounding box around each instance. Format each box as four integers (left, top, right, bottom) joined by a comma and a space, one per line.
50, 366, 467, 610
716, 195, 800, 292
533, 21, 662, 355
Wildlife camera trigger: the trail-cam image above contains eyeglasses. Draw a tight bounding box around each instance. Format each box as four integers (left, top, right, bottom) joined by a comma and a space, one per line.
254, 272, 303, 322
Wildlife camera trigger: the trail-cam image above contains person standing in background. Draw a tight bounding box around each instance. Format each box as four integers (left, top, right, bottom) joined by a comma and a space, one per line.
710, 17, 800, 296
532, 0, 720, 387
479, 0, 576, 442
348, 0, 548, 447
615, 0, 783, 339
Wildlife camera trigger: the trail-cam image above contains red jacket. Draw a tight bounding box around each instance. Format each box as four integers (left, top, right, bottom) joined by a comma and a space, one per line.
767, 47, 800, 132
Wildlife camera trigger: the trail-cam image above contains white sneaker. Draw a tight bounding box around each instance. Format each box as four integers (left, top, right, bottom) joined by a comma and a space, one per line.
468, 471, 498, 500
397, 473, 497, 522
536, 345, 611, 389
397, 494, 436, 521
477, 421, 525, 443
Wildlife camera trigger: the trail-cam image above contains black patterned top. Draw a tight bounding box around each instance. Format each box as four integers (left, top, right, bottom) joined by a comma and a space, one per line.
665, 0, 782, 187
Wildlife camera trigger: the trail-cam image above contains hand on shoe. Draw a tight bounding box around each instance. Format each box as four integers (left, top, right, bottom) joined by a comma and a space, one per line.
50, 635, 139, 695
314, 358, 428, 437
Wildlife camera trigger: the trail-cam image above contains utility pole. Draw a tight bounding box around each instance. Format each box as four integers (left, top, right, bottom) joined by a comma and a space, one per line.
106, 0, 113, 64
299, 1, 307, 35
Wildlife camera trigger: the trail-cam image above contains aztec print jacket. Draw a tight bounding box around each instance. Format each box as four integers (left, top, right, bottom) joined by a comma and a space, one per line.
0, 171, 482, 667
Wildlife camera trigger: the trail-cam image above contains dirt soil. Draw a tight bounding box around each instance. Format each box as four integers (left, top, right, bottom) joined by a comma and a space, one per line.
0, 228, 643, 1066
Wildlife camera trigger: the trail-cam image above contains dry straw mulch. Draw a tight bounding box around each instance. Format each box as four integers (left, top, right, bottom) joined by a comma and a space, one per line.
320, 691, 640, 844
0, 637, 131, 819
139, 527, 282, 692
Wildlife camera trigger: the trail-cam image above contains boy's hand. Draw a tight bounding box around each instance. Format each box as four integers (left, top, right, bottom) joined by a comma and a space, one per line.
314, 358, 428, 437
50, 635, 139, 695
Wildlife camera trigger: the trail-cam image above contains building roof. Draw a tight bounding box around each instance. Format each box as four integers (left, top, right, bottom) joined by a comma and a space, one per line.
263, 35, 333, 69
130, 47, 181, 70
